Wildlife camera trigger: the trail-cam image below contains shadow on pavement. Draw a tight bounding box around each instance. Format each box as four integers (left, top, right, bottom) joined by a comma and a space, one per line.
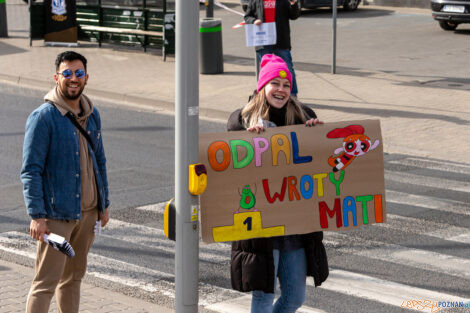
0, 42, 28, 56
219, 70, 254, 76
454, 29, 470, 35
105, 125, 173, 132
306, 103, 470, 125
300, 7, 395, 19
224, 55, 470, 92
397, 76, 470, 90
0, 132, 25, 137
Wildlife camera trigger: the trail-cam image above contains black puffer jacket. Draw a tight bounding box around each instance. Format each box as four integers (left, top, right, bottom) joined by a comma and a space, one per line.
228, 105, 329, 293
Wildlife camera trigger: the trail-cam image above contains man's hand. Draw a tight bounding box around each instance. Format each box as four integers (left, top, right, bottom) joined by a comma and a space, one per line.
99, 208, 109, 227
254, 19, 262, 26
30, 218, 48, 241
290, 0, 297, 4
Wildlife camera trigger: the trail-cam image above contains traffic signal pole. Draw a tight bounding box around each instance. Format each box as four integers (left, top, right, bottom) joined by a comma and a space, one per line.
206, 0, 214, 18
174, 0, 199, 311
332, 0, 337, 74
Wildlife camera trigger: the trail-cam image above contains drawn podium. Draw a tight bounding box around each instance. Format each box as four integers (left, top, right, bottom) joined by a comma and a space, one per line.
212, 211, 285, 242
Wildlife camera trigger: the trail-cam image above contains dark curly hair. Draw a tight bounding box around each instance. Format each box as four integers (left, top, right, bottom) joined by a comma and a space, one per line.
55, 51, 87, 72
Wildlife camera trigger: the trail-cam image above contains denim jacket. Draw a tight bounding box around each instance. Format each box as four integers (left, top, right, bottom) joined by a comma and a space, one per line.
21, 102, 109, 220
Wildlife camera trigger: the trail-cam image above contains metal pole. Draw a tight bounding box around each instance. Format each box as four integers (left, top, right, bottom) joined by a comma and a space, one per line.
206, 0, 213, 18
29, 0, 32, 46
332, 0, 337, 74
175, 0, 199, 311
255, 51, 260, 80
0, 0, 8, 37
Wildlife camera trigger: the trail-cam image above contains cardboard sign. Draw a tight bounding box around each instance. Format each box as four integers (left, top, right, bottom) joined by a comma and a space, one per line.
199, 119, 386, 243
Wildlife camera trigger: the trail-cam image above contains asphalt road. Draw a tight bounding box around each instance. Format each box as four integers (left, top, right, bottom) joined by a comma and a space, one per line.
1, 82, 469, 312
0, 82, 224, 230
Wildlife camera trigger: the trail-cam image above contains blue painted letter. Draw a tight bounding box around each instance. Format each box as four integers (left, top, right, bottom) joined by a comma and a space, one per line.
291, 132, 312, 164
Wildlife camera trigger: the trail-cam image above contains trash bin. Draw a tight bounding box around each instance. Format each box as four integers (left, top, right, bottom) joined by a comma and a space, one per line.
199, 18, 223, 74
0, 0, 8, 38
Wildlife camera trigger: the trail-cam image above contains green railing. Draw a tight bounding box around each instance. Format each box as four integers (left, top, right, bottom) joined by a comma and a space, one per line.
29, 0, 175, 54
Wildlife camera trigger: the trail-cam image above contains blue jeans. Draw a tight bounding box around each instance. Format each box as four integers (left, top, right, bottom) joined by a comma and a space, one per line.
256, 48, 298, 97
251, 248, 307, 313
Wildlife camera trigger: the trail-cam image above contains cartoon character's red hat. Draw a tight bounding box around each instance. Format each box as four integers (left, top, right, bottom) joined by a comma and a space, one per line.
327, 125, 364, 138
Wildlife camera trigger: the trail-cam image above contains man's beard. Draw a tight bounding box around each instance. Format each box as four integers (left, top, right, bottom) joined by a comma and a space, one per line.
61, 85, 84, 100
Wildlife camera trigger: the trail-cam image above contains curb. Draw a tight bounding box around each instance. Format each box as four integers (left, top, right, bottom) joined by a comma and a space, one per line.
0, 73, 231, 122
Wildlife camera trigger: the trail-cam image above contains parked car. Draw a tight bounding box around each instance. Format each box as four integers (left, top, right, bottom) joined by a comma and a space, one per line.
431, 0, 470, 30
300, 0, 360, 10
241, 0, 360, 12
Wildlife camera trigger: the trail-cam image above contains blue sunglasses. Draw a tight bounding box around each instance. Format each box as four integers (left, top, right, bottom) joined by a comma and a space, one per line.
57, 69, 86, 79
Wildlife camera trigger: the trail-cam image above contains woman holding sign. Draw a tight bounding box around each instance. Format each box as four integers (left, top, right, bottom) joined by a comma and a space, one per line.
244, 0, 300, 97
227, 54, 329, 313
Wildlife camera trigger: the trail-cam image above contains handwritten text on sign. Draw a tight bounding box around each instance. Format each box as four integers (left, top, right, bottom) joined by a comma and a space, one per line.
199, 119, 386, 243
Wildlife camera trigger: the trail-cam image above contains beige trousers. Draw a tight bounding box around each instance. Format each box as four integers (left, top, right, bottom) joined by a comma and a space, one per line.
26, 209, 98, 313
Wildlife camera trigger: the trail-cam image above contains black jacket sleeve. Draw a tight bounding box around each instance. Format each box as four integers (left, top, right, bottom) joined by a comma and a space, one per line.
244, 0, 261, 24
231, 238, 276, 293
227, 109, 246, 131
289, 0, 301, 20
302, 232, 329, 287
301, 104, 318, 119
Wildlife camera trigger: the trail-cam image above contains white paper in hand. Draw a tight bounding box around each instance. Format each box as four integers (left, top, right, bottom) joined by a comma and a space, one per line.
245, 22, 277, 47
43, 233, 75, 258
94, 221, 102, 235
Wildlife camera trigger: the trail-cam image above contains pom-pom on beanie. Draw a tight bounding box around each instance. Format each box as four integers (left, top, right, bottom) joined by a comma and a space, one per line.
257, 54, 293, 92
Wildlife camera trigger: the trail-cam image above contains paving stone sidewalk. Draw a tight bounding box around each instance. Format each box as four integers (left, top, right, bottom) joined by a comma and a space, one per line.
2, 2, 469, 162
0, 259, 173, 313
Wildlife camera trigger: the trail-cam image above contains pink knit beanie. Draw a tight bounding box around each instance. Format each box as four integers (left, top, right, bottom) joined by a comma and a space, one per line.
257, 54, 293, 92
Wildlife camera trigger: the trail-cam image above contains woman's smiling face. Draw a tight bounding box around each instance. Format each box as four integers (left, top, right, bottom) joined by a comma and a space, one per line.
264, 77, 291, 109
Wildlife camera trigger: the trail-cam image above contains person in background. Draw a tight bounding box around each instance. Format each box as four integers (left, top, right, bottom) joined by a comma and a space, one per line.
227, 54, 329, 313
244, 0, 301, 97
21, 51, 109, 313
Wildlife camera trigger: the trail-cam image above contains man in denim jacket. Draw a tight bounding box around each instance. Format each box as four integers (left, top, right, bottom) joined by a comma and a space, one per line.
21, 51, 109, 313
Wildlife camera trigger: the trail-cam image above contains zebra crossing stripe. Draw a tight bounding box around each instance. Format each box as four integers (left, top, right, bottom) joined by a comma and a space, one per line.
106, 214, 470, 266
325, 232, 470, 278
388, 158, 470, 175
0, 230, 468, 311
386, 190, 470, 216
314, 270, 469, 308
376, 214, 470, 244
386, 170, 470, 193
205, 295, 326, 313
134, 202, 166, 213
103, 219, 230, 263
0, 231, 241, 306
137, 188, 470, 217
127, 198, 470, 263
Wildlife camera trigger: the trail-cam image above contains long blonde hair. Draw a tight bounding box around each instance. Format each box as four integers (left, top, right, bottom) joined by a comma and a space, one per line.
241, 88, 307, 128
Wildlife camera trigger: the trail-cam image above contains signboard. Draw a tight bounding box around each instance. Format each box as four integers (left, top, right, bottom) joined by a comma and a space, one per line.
44, 0, 77, 45
199, 119, 386, 243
